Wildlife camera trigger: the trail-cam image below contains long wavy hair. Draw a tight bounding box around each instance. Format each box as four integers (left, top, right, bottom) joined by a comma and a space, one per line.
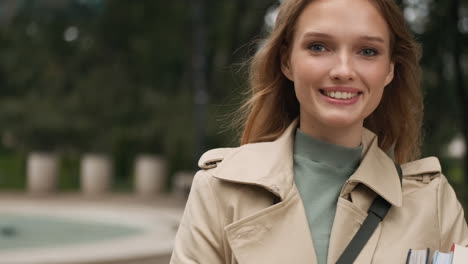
237, 0, 423, 163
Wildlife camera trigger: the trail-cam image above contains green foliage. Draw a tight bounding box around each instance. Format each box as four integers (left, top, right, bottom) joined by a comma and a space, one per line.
0, 0, 274, 189
418, 0, 461, 158
0, 0, 190, 154
0, 150, 26, 190
58, 152, 80, 191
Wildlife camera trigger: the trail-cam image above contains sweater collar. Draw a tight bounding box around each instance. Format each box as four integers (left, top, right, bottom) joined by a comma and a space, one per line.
294, 128, 362, 169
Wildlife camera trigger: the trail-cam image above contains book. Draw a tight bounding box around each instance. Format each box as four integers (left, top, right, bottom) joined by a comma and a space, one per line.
452, 243, 468, 264
406, 248, 430, 264
432, 250, 453, 264
407, 243, 468, 264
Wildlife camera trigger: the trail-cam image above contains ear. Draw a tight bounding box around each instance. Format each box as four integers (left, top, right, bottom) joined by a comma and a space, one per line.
384, 61, 395, 86
280, 45, 294, 81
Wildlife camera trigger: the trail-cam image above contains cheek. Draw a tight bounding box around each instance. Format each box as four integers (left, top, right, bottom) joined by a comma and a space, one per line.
370, 87, 385, 107
291, 56, 330, 87
372, 61, 392, 84
359, 64, 389, 114
292, 61, 329, 107
359, 62, 391, 91
364, 83, 386, 118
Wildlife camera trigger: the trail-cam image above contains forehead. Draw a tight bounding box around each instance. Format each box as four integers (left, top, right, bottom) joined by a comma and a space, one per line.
294, 0, 391, 43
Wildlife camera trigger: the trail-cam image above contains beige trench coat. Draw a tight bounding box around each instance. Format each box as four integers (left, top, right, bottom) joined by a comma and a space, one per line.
170, 121, 468, 264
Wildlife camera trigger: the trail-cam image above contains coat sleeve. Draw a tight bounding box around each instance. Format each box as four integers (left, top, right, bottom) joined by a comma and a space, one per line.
438, 174, 468, 250
170, 170, 225, 264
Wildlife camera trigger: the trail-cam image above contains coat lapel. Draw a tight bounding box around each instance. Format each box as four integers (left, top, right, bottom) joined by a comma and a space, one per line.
327, 196, 383, 263
327, 129, 403, 263
212, 120, 318, 263
224, 189, 317, 264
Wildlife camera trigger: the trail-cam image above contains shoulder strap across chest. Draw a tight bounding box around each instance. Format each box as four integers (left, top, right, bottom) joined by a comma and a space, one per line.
336, 163, 402, 264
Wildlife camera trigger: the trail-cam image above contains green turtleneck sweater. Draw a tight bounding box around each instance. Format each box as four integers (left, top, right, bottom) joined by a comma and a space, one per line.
293, 129, 362, 264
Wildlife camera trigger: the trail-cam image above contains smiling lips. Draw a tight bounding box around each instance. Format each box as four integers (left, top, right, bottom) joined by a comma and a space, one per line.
319, 87, 363, 104
324, 90, 358, 99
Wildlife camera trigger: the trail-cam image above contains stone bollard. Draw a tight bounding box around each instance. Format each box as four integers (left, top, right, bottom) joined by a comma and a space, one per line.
134, 155, 167, 197
173, 171, 195, 199
27, 152, 59, 195
80, 154, 113, 196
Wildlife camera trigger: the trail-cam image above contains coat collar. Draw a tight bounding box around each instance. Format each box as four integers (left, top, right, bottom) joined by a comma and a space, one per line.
213, 119, 403, 207
343, 129, 402, 206
212, 120, 296, 200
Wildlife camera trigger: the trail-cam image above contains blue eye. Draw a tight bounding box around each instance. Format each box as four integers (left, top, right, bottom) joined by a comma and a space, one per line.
360, 48, 378, 56
309, 43, 327, 52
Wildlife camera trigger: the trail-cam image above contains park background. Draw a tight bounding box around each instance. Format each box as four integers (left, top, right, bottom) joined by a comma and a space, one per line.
0, 0, 468, 208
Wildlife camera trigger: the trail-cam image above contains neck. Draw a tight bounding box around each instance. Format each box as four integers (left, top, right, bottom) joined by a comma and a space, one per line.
299, 117, 363, 148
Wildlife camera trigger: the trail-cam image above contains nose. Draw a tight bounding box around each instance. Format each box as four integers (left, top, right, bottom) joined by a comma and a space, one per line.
329, 52, 357, 81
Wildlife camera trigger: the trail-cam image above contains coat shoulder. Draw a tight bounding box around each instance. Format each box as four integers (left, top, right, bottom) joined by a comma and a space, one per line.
198, 147, 235, 169
400, 157, 446, 202
401, 156, 442, 182
197, 141, 274, 170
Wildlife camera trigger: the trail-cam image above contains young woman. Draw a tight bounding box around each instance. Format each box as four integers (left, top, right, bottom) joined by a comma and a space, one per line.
170, 0, 468, 263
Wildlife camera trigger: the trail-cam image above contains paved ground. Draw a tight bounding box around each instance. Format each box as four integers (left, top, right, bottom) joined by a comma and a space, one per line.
0, 192, 186, 264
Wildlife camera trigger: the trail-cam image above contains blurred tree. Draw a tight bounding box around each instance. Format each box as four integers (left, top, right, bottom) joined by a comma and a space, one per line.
450, 0, 468, 186
0, 0, 275, 185
416, 0, 468, 206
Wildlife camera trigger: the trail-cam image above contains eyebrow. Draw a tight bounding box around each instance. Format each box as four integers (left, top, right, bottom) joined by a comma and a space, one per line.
302, 31, 386, 43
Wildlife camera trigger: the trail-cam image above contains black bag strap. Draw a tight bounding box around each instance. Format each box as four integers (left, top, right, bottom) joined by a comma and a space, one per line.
336, 164, 403, 264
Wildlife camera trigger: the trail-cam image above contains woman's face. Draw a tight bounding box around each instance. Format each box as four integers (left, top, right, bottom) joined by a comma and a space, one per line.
282, 0, 394, 132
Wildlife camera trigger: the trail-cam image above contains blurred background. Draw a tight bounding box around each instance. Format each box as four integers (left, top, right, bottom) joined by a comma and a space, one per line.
0, 0, 467, 262
1, 0, 467, 197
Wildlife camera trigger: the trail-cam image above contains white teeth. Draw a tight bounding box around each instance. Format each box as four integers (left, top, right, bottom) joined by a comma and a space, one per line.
325, 91, 358, 100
